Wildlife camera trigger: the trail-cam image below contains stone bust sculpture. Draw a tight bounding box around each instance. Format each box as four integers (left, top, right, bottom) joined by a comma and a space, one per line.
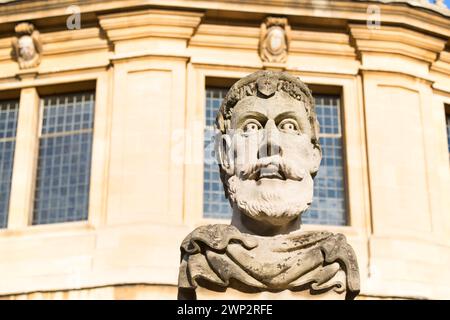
178, 71, 359, 300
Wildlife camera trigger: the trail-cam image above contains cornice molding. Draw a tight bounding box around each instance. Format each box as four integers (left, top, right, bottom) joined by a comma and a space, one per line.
189, 24, 356, 58
431, 51, 450, 75
189, 24, 259, 50
350, 24, 447, 64
0, 27, 108, 63
290, 30, 356, 57
0, 1, 449, 83
0, 1, 449, 39
40, 28, 109, 55
98, 9, 204, 42
353, 0, 449, 17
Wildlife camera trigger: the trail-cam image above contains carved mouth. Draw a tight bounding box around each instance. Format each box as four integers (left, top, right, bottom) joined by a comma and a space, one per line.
257, 164, 286, 181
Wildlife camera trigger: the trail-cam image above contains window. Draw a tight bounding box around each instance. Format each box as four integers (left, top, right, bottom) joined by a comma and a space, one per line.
202, 88, 347, 226
203, 88, 232, 219
446, 110, 450, 156
304, 95, 347, 226
32, 92, 95, 225
0, 100, 19, 228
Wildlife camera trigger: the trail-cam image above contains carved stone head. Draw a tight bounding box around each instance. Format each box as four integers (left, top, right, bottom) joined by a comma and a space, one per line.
12, 22, 42, 69
216, 71, 321, 234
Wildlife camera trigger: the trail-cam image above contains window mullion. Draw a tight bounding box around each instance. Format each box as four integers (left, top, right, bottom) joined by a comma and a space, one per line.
7, 87, 40, 229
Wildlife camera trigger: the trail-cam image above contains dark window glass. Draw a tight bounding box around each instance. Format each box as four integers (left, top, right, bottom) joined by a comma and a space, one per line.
32, 92, 95, 225
202, 88, 347, 226
446, 113, 450, 155
304, 95, 346, 226
203, 88, 232, 219
0, 100, 19, 228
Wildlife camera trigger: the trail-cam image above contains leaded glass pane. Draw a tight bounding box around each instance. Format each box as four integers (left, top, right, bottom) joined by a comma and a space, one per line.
32, 92, 95, 225
447, 113, 450, 155
304, 95, 346, 225
203, 88, 232, 219
0, 100, 19, 228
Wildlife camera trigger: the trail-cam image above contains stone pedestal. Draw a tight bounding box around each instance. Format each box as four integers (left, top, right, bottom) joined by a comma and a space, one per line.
195, 270, 347, 300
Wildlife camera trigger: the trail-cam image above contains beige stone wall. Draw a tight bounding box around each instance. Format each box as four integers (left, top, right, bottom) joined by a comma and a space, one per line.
0, 283, 408, 300
0, 0, 449, 299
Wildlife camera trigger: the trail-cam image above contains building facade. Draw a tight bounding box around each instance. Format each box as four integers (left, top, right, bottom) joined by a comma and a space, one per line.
0, 0, 449, 299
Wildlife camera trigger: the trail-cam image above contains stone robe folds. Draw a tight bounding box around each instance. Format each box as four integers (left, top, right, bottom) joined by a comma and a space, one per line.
178, 224, 360, 300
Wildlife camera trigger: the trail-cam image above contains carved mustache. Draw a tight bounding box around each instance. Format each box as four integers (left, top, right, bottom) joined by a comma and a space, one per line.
239, 155, 306, 181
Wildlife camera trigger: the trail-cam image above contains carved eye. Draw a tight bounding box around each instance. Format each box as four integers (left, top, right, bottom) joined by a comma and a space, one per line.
279, 119, 299, 133
243, 120, 262, 133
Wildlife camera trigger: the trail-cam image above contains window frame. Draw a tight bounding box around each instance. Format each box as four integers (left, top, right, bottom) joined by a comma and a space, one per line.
201, 86, 350, 225
0, 71, 111, 234
203, 86, 233, 219
307, 92, 349, 226
445, 104, 450, 160
183, 65, 370, 237
32, 90, 96, 225
0, 96, 20, 229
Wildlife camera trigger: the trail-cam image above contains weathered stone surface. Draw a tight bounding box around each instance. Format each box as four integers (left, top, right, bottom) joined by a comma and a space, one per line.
259, 17, 290, 64
178, 70, 360, 300
179, 224, 359, 299
11, 22, 42, 69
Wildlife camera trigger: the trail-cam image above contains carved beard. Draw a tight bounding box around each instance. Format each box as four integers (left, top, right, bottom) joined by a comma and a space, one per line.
226, 174, 314, 226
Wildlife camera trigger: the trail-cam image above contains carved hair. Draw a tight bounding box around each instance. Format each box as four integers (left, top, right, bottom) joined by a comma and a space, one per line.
215, 70, 320, 149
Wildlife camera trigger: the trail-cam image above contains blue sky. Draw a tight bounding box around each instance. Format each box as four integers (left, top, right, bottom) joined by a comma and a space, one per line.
428, 0, 450, 6
430, 0, 450, 6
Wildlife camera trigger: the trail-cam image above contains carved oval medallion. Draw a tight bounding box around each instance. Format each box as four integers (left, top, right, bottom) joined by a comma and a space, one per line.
267, 27, 285, 55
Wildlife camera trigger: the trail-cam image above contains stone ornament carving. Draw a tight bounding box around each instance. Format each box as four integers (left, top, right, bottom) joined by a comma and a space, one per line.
259, 17, 291, 64
12, 22, 42, 69
178, 71, 360, 300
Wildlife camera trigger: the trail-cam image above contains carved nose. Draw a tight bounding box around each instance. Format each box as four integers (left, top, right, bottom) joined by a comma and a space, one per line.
258, 119, 281, 158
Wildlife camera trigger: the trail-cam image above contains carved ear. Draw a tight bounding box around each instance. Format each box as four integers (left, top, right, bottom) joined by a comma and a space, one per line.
216, 133, 234, 176
310, 145, 322, 176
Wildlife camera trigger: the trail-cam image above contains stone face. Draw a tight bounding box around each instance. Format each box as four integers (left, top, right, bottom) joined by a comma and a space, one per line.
11, 22, 42, 69
178, 70, 360, 300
